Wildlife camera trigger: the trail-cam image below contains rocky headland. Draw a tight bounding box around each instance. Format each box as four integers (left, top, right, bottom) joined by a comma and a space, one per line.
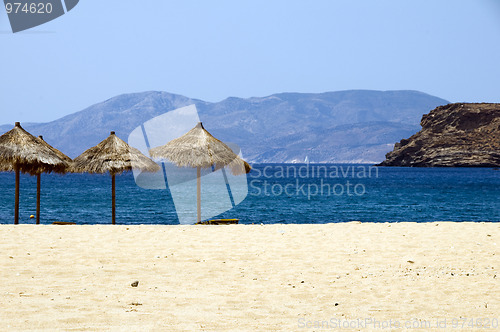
379, 103, 500, 167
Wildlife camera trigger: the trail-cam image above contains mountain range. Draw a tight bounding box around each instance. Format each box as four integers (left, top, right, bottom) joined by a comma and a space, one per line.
0, 90, 449, 163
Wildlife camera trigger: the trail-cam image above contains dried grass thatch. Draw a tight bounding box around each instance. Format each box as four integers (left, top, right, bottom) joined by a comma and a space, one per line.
72, 131, 160, 175
149, 122, 251, 175
0, 122, 70, 175
37, 135, 72, 164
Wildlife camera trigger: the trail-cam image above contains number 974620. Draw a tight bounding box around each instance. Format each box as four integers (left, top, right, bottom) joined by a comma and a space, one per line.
5, 2, 53, 14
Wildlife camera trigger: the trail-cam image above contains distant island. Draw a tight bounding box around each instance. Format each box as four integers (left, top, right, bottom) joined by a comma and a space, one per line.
379, 103, 500, 167
0, 90, 448, 163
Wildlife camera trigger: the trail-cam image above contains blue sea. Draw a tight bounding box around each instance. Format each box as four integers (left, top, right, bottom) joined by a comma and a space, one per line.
0, 164, 499, 224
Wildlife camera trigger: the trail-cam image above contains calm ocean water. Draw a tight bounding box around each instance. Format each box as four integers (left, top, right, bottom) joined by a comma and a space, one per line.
0, 164, 499, 224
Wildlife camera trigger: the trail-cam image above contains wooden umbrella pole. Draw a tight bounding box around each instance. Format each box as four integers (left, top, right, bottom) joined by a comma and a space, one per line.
15, 165, 20, 225
197, 166, 201, 223
36, 173, 41, 224
111, 173, 116, 225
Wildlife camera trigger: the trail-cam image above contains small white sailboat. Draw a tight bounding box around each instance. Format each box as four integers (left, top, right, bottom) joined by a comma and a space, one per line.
304, 156, 309, 163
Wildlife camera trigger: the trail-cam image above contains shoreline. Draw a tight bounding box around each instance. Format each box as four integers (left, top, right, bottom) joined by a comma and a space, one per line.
1, 222, 498, 330
2, 220, 500, 225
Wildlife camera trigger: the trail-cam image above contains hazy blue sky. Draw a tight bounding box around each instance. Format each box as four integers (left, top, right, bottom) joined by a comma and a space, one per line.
1, 0, 500, 124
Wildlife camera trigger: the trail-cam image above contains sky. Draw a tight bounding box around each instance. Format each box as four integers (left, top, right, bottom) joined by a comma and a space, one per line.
1, 0, 500, 125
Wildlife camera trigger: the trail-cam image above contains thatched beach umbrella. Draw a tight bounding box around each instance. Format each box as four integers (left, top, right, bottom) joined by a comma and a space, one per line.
72, 131, 160, 224
149, 122, 250, 223
35, 135, 72, 224
0, 122, 70, 224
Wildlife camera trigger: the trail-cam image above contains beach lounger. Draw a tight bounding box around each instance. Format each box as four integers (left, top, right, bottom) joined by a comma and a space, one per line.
196, 219, 239, 225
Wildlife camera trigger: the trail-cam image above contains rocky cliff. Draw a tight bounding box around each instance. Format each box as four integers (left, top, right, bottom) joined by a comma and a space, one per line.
379, 103, 500, 167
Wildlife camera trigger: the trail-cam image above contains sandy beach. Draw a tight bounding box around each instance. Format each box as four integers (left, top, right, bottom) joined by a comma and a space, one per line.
0, 222, 498, 331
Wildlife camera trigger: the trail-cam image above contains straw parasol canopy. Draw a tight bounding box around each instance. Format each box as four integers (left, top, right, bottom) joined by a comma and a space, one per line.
0, 122, 71, 224
72, 131, 160, 224
149, 122, 251, 223
37, 135, 72, 164
149, 122, 251, 175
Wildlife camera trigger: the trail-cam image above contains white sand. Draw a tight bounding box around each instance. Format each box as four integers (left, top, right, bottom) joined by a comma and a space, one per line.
0, 222, 498, 331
